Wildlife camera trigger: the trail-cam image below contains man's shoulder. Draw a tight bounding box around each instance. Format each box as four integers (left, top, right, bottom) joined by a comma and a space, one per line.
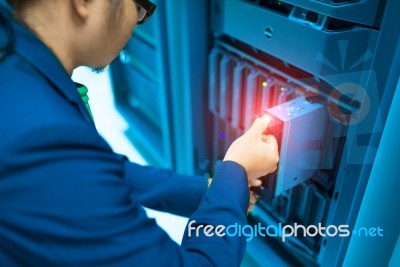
0, 54, 100, 150
0, 52, 55, 95
0, 53, 82, 126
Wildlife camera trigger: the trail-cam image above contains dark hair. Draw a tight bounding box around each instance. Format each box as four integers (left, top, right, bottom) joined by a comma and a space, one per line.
0, 0, 123, 60
0, 0, 14, 60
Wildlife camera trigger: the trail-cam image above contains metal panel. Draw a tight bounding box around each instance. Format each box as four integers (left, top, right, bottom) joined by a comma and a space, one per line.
212, 0, 379, 88
267, 97, 329, 195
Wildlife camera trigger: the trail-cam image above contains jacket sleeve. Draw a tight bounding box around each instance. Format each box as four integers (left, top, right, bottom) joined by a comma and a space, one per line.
0, 121, 249, 267
123, 161, 208, 217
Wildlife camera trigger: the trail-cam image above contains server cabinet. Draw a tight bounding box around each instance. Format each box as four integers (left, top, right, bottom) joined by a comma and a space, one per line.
110, 0, 174, 168
110, 0, 210, 173
110, 0, 399, 266
209, 1, 399, 266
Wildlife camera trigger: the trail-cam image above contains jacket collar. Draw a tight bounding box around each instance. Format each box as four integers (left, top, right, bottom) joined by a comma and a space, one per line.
11, 20, 93, 123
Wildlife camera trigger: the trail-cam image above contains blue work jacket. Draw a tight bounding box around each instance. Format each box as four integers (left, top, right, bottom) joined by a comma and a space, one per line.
0, 5, 249, 267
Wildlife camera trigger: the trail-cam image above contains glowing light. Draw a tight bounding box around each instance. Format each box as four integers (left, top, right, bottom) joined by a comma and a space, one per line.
280, 86, 285, 92
262, 114, 271, 122
262, 81, 268, 87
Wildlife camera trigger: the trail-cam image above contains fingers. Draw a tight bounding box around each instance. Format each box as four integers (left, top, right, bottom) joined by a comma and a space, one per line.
262, 134, 278, 148
249, 190, 259, 204
250, 179, 262, 187
247, 115, 271, 138
247, 190, 260, 214
247, 202, 255, 215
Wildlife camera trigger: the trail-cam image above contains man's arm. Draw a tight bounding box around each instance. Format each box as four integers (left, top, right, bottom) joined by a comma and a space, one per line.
0, 121, 248, 267
123, 161, 208, 217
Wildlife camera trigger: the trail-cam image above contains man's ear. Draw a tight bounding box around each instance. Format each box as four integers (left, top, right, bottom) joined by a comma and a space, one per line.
70, 0, 91, 21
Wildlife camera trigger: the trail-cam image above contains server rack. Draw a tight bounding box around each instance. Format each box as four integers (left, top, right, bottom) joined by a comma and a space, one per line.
109, 0, 174, 168
110, 0, 210, 173
110, 0, 400, 266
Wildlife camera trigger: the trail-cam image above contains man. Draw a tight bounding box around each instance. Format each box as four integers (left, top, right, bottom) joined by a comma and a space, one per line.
0, 0, 279, 266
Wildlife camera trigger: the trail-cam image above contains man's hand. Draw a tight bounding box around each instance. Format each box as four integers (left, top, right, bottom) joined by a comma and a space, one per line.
247, 190, 259, 214
223, 115, 279, 187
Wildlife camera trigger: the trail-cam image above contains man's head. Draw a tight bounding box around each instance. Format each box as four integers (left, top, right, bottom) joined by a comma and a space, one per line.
7, 0, 153, 74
